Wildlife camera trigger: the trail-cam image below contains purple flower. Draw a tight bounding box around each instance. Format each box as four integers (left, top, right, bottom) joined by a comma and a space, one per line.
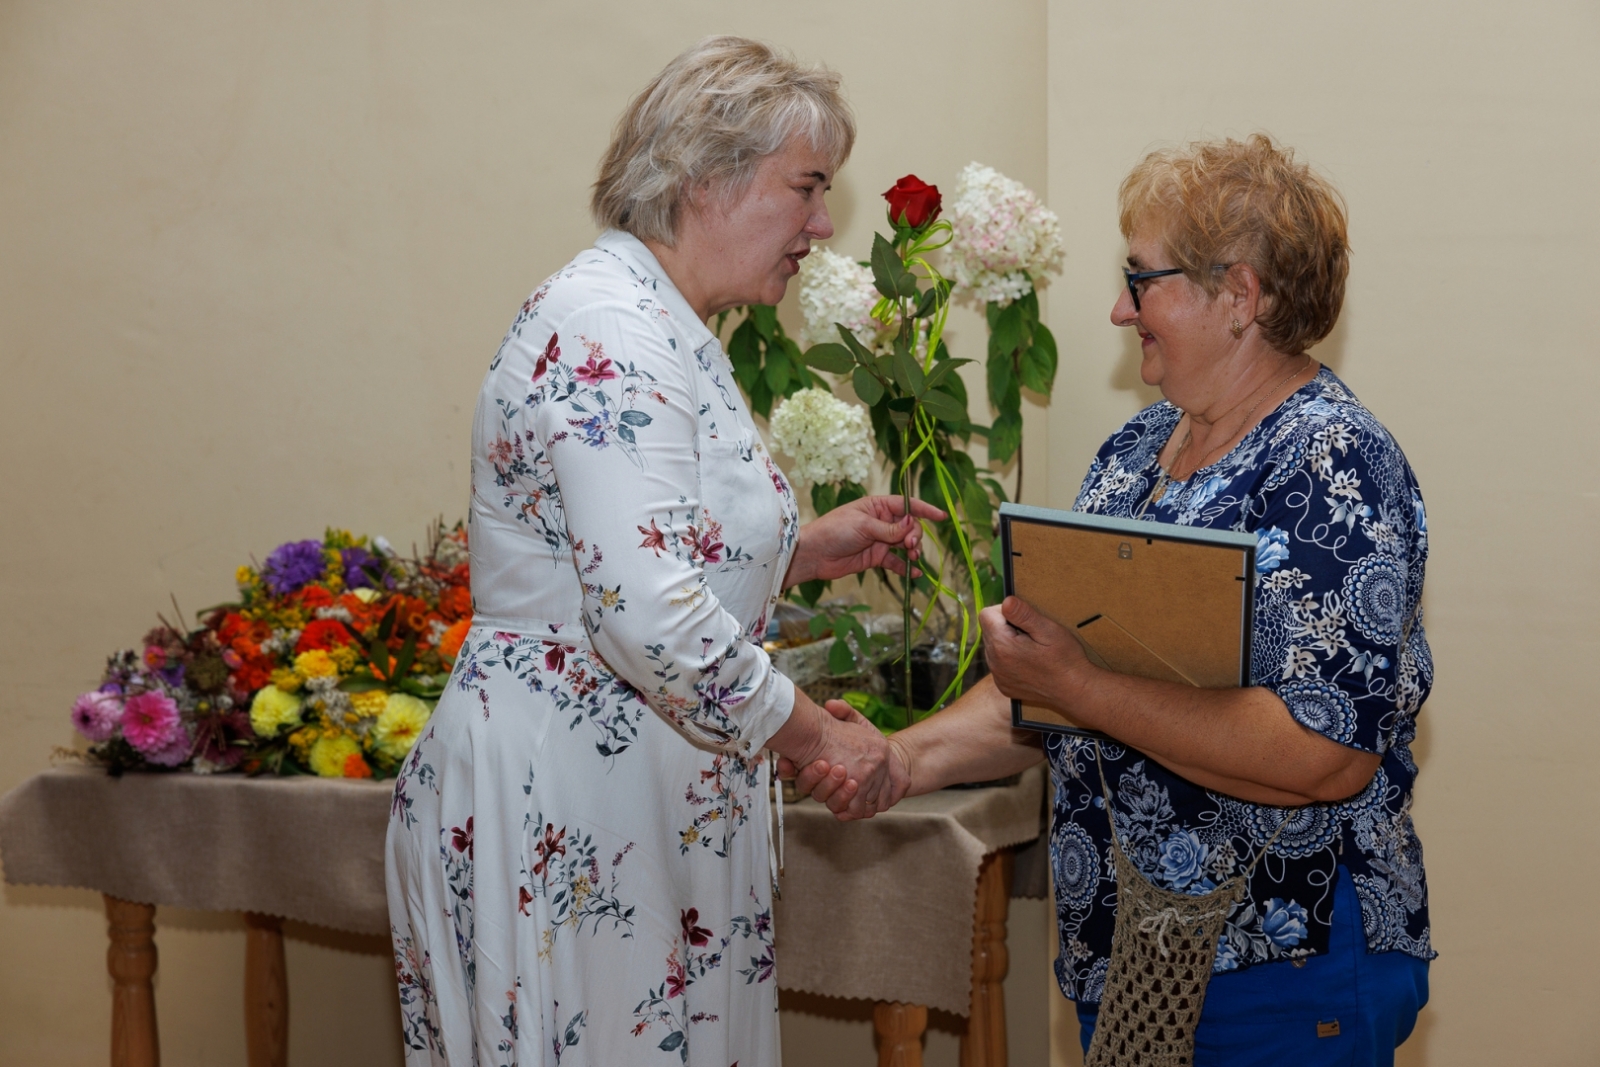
71, 690, 123, 742
262, 539, 327, 595
340, 546, 378, 589
121, 691, 182, 755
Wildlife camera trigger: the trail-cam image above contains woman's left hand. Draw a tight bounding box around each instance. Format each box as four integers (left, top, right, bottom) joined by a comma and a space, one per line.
784, 495, 946, 589
980, 596, 1092, 710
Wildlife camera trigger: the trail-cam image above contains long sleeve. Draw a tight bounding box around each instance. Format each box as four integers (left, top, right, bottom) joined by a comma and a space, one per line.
528, 300, 794, 754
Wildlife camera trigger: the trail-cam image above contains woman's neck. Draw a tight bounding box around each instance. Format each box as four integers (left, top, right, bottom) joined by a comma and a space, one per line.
1165, 354, 1316, 478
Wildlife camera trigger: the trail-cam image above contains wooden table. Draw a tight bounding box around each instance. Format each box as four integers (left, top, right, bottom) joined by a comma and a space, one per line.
1, 766, 1045, 1067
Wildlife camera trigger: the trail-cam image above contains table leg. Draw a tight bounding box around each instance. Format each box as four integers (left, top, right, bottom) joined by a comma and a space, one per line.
874, 1001, 927, 1067
244, 913, 289, 1067
104, 894, 159, 1067
960, 849, 1014, 1067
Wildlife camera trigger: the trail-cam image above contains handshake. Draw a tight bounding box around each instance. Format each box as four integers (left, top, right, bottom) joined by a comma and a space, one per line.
772, 695, 912, 821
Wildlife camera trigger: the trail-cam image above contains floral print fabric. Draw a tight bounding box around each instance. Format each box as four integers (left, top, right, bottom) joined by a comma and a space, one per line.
1048, 368, 1435, 1003
386, 231, 798, 1065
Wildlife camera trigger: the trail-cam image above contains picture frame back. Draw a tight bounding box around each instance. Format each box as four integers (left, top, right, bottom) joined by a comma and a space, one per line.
998, 503, 1257, 739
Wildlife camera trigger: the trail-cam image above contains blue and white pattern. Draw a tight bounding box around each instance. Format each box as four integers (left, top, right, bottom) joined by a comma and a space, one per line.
1047, 369, 1434, 1003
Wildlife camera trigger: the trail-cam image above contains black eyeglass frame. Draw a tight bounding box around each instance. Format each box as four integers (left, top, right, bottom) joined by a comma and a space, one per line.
1122, 267, 1186, 312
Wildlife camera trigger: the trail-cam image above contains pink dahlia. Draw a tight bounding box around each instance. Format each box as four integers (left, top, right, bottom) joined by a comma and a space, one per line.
71, 690, 123, 743
143, 723, 194, 767
121, 691, 182, 756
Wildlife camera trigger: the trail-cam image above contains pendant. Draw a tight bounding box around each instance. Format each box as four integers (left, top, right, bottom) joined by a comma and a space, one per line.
1149, 478, 1168, 504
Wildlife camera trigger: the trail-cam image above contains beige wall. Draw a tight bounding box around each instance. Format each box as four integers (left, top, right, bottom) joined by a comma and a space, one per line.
2, 0, 1595, 1064
1045, 2, 1600, 1064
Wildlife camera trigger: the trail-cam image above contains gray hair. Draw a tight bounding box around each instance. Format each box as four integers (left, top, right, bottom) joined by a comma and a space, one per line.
591, 36, 856, 245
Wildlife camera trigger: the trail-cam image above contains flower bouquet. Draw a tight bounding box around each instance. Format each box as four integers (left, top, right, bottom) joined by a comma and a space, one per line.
739, 164, 1063, 729
70, 524, 471, 778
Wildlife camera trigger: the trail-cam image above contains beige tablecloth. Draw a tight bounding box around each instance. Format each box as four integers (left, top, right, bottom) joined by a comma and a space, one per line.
0, 762, 1044, 1015
774, 765, 1045, 1014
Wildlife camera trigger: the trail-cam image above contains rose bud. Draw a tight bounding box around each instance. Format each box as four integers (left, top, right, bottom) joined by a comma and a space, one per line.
882, 174, 942, 230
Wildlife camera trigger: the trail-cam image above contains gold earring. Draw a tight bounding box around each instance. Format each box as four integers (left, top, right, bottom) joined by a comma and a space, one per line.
1230, 319, 1244, 338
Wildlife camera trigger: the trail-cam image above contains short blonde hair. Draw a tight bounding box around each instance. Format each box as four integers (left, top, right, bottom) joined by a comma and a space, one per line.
591, 37, 855, 245
1119, 134, 1349, 355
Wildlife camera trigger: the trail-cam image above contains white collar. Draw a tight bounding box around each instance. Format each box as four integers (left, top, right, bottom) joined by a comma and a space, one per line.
592, 229, 717, 354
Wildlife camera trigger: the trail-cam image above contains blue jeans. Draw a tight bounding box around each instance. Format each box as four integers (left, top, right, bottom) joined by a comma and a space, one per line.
1076, 866, 1429, 1066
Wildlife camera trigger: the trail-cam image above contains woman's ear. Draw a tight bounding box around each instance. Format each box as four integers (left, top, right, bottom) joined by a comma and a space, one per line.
1221, 261, 1264, 326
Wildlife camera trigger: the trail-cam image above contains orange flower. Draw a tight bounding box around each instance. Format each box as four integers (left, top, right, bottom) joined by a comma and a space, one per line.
342, 752, 373, 778
439, 617, 472, 663
438, 586, 472, 621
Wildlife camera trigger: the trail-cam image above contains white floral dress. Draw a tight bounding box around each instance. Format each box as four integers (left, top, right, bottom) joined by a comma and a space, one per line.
387, 230, 800, 1067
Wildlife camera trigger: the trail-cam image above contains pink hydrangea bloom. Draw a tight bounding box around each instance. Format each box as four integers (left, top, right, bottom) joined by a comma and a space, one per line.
71, 690, 123, 743
121, 691, 182, 756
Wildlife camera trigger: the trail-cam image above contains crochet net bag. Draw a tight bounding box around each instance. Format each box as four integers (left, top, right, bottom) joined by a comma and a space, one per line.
1085, 747, 1285, 1067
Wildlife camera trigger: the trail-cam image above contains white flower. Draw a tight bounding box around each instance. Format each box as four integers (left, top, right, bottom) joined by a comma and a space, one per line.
798, 247, 883, 348
769, 388, 874, 486
947, 163, 1063, 306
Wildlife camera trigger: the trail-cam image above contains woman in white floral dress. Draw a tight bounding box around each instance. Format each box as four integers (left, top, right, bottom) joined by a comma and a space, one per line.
386, 38, 925, 1067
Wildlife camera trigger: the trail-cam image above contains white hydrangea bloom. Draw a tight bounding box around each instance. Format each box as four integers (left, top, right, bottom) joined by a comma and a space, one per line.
798, 247, 882, 348
947, 163, 1063, 306
769, 388, 874, 487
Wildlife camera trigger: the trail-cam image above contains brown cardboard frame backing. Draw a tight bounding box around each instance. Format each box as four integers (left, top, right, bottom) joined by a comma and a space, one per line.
998, 503, 1257, 739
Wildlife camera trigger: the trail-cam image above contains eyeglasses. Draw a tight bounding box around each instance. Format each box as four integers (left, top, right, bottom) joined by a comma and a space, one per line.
1122, 267, 1185, 312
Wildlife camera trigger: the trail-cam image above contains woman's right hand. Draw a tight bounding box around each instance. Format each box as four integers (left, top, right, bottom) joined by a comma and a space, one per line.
768, 693, 908, 819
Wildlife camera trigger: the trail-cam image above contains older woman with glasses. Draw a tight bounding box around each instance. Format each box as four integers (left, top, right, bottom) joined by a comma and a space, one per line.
385, 37, 933, 1066
795, 135, 1433, 1066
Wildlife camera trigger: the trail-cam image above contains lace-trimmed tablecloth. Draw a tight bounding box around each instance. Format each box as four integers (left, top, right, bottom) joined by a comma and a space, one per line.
0, 762, 1044, 1016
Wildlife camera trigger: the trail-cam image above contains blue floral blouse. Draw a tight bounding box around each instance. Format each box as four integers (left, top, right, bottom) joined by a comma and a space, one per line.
1046, 368, 1435, 1002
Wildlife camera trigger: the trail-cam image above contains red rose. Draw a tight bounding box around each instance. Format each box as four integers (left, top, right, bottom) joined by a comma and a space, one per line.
882, 175, 942, 229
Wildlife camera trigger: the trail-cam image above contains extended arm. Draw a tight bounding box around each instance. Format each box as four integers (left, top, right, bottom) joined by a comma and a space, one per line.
985, 596, 1379, 805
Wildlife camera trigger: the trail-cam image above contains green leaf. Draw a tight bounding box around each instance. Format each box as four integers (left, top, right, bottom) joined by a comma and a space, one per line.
804, 342, 854, 374
764, 349, 791, 393
837, 480, 867, 508
914, 286, 940, 319
809, 614, 832, 639
987, 352, 1021, 414
835, 324, 875, 365
1020, 325, 1059, 395
811, 482, 838, 515
891, 346, 926, 396
792, 579, 828, 608
963, 477, 993, 529
728, 318, 762, 394
923, 359, 973, 394
918, 387, 967, 423
749, 303, 779, 340
885, 396, 918, 412
852, 366, 884, 406
981, 475, 1009, 504
828, 638, 858, 676
989, 409, 1023, 464
376, 604, 398, 643
988, 301, 1024, 361
870, 232, 902, 301
749, 376, 774, 420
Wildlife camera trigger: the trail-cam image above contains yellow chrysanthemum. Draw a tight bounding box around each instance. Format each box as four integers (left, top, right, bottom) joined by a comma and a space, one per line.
349, 689, 389, 719
309, 733, 363, 778
329, 645, 360, 673
287, 725, 317, 755
236, 565, 257, 587
270, 667, 303, 693
250, 686, 304, 739
293, 649, 339, 679
372, 693, 433, 760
